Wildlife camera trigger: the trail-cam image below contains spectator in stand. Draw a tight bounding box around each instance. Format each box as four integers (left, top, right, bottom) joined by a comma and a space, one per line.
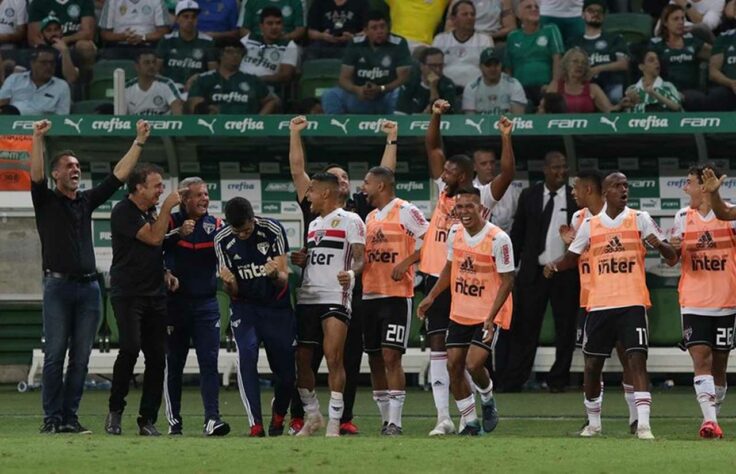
463, 47, 527, 114
196, 0, 239, 43
28, 0, 97, 81
187, 40, 279, 114
547, 47, 623, 112
240, 6, 298, 92
237, 0, 305, 42
539, 0, 584, 44
99, 0, 170, 59
505, 0, 564, 105
659, 0, 725, 44
650, 4, 710, 109
705, 28, 736, 110
446, 0, 517, 44
433, 0, 494, 89
568, 0, 629, 102
15, 16, 80, 85
0, 46, 70, 115
125, 49, 183, 115
306, 0, 368, 59
0, 0, 27, 50
157, 1, 217, 97
395, 47, 458, 114
623, 49, 682, 111
321, 10, 411, 114
537, 91, 568, 112
385, 0, 450, 50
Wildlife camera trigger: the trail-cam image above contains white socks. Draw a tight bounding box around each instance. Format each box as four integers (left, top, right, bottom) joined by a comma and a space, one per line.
694, 375, 717, 422
328, 391, 344, 421
634, 391, 652, 427
388, 390, 406, 427
373, 390, 390, 424
623, 383, 637, 424
456, 394, 477, 424
477, 379, 494, 404
298, 387, 320, 416
715, 384, 727, 416
584, 396, 602, 429
430, 352, 450, 421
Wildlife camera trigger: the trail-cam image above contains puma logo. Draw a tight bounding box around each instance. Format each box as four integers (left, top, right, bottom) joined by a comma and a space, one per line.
600, 116, 619, 132
464, 117, 484, 135
330, 118, 350, 134
197, 118, 216, 134
64, 118, 83, 134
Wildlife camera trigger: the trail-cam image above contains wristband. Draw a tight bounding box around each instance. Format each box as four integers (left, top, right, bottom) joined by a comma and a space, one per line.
386, 139, 397, 145
134, 140, 145, 147
347, 269, 355, 286
380, 85, 386, 93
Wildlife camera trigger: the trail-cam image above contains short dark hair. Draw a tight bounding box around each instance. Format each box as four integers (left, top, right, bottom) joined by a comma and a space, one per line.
544, 151, 566, 166
472, 148, 497, 161
311, 172, 339, 187
456, 186, 481, 198
367, 166, 395, 187
447, 154, 474, 178
365, 9, 389, 26
134, 48, 156, 63
50, 149, 78, 171
225, 197, 255, 227
541, 92, 567, 113
323, 163, 347, 175
260, 5, 282, 22
451, 0, 475, 16
219, 38, 245, 58
689, 162, 724, 184
419, 47, 443, 64
127, 163, 164, 194
576, 168, 603, 193
30, 45, 56, 61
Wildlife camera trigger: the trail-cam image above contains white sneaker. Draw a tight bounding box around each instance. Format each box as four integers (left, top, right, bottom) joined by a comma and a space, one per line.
580, 425, 602, 437
295, 412, 324, 437
428, 418, 456, 436
637, 425, 655, 440
325, 419, 340, 437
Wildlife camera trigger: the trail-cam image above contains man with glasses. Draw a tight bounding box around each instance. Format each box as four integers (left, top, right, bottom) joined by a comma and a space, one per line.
395, 47, 458, 115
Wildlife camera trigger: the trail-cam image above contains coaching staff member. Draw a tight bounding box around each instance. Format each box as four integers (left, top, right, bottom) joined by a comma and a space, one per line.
105, 163, 180, 436
31, 119, 149, 434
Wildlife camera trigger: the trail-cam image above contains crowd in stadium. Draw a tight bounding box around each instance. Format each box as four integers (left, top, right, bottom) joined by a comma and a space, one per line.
4, 0, 736, 115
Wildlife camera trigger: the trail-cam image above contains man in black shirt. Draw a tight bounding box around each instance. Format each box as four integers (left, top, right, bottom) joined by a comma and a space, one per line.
105, 164, 181, 436
287, 114, 397, 435
30, 119, 149, 434
306, 0, 369, 59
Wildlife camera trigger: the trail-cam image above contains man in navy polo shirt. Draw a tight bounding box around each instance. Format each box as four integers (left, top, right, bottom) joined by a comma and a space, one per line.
163, 176, 230, 436
215, 197, 296, 437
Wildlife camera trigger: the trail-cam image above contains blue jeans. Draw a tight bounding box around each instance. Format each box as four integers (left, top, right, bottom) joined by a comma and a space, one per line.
41, 276, 101, 423
321, 87, 399, 114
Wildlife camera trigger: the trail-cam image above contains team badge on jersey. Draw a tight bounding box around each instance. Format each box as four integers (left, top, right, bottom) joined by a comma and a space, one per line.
313, 229, 326, 245
331, 219, 341, 228
257, 242, 270, 255
203, 222, 215, 235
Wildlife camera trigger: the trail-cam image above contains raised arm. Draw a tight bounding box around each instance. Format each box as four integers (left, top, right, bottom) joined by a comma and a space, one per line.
490, 116, 516, 201
135, 191, 181, 246
379, 119, 398, 172
30, 120, 51, 183
702, 168, 736, 220
426, 99, 450, 180
288, 115, 311, 202
113, 120, 150, 182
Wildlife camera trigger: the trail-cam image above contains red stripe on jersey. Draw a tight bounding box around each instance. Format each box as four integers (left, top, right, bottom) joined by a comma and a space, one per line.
307, 229, 346, 238
177, 241, 215, 250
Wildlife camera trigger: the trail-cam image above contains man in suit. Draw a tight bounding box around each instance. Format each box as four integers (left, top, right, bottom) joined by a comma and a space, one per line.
503, 151, 579, 393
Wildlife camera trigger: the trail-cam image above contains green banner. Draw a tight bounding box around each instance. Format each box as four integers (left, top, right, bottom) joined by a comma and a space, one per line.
3, 113, 734, 137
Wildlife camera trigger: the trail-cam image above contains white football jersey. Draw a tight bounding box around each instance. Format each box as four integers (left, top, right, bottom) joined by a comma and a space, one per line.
99, 0, 167, 35
125, 76, 182, 115
297, 207, 366, 309
0, 0, 27, 36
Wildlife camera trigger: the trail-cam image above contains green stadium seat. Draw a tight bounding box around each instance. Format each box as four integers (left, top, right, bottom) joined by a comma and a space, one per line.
88, 79, 116, 100
71, 100, 113, 114
603, 13, 654, 46
299, 58, 342, 99
89, 59, 136, 100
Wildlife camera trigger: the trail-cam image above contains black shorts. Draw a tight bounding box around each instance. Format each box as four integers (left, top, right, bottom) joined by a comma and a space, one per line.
583, 306, 649, 358
445, 320, 499, 352
575, 308, 587, 348
362, 297, 412, 353
295, 304, 350, 346
681, 313, 736, 351
424, 275, 451, 336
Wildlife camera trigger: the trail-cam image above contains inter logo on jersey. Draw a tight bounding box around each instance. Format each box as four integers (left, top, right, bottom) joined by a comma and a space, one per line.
696, 231, 716, 249
603, 236, 625, 253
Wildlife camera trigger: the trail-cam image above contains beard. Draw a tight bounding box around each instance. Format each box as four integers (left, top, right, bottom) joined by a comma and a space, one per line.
587, 20, 603, 28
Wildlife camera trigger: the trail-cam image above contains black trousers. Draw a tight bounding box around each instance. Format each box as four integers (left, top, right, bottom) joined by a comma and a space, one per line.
290, 294, 364, 423
502, 266, 579, 391
109, 295, 167, 425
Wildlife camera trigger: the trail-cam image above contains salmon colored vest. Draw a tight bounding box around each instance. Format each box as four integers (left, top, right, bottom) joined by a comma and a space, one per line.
363, 199, 416, 298
576, 209, 592, 309
450, 225, 513, 329
587, 209, 650, 310
678, 208, 736, 308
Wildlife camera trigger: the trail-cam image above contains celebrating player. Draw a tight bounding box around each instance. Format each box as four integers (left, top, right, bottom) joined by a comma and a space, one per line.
295, 173, 366, 437
561, 170, 639, 434
418, 187, 514, 435
215, 197, 296, 437
361, 166, 429, 435
544, 172, 676, 440
420, 99, 515, 436
670, 165, 735, 438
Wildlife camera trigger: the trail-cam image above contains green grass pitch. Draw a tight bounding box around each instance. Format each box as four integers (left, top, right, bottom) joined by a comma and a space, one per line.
0, 384, 734, 473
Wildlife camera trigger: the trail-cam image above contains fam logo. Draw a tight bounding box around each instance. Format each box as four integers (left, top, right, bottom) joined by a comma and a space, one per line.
547, 119, 588, 129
